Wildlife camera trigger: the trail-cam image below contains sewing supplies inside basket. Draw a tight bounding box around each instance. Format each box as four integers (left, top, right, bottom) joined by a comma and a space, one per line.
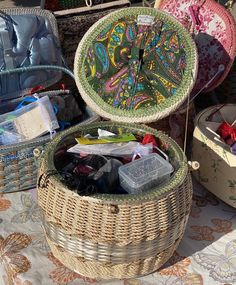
0, 89, 87, 146
204, 105, 236, 154
54, 128, 174, 195
0, 95, 59, 144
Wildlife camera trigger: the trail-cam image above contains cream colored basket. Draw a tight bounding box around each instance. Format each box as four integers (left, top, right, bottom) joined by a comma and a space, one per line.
192, 104, 236, 208
37, 6, 197, 280
37, 122, 192, 280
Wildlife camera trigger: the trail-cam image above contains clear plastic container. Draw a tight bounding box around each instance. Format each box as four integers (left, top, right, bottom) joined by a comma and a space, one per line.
0, 96, 59, 145
118, 153, 174, 194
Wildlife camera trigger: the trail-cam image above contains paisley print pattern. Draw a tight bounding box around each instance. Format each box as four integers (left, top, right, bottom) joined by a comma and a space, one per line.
108, 21, 126, 68
84, 15, 187, 110
94, 43, 109, 73
126, 24, 137, 43
57, 9, 123, 70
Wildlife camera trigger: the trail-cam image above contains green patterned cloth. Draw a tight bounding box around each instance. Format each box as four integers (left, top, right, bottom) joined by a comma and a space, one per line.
75, 8, 198, 122
85, 17, 188, 110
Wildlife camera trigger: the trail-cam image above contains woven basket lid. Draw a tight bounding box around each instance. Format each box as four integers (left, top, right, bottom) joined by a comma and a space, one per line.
74, 7, 198, 123
158, 0, 236, 93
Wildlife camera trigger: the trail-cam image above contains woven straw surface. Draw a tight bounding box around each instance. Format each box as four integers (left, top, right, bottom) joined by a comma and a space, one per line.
45, 0, 115, 11
45, 0, 86, 11
45, 235, 183, 279
74, 7, 198, 123
37, 121, 192, 279
0, 137, 46, 193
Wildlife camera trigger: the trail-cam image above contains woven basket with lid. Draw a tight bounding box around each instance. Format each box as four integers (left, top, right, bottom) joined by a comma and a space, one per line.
37, 7, 198, 279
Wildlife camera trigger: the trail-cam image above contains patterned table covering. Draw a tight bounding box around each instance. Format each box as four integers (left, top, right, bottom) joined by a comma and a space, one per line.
0, 178, 236, 285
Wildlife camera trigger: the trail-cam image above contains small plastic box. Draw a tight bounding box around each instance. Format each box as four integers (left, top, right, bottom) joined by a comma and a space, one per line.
118, 153, 174, 194
0, 96, 59, 145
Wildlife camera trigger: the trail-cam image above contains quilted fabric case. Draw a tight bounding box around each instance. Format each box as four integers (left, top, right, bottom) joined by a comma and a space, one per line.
0, 8, 63, 100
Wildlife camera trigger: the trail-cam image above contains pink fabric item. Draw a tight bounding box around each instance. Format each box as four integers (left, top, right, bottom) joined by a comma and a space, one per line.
159, 0, 236, 93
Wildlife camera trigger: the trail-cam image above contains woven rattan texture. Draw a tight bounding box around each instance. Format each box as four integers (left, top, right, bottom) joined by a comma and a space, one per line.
57, 9, 118, 70
45, 235, 182, 279
0, 113, 98, 193
40, 173, 191, 243
0, 138, 47, 193
37, 122, 192, 279
45, 0, 100, 11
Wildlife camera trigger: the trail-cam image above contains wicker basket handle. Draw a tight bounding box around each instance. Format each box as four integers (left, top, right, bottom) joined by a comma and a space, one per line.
38, 170, 58, 189
0, 65, 75, 80
42, 0, 130, 17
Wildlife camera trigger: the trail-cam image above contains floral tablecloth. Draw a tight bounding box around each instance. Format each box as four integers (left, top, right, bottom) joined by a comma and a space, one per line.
0, 178, 236, 285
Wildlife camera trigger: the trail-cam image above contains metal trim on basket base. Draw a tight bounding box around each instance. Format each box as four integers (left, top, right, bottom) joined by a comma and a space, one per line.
45, 234, 183, 280
43, 210, 189, 263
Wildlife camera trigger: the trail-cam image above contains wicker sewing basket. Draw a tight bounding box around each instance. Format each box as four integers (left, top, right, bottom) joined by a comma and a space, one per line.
55, 2, 195, 149
0, 66, 98, 193
38, 122, 193, 279
0, 8, 100, 193
37, 7, 198, 279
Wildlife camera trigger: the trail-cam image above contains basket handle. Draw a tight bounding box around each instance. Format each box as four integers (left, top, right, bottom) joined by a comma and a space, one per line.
53, 0, 130, 17
40, 0, 102, 9
38, 170, 58, 188
0, 65, 75, 80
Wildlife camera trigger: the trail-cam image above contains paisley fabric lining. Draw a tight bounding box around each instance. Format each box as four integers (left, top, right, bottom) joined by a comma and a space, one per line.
84, 15, 187, 111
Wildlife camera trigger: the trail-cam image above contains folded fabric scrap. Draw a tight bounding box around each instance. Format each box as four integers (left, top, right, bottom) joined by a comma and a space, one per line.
67, 141, 153, 157
60, 154, 123, 195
